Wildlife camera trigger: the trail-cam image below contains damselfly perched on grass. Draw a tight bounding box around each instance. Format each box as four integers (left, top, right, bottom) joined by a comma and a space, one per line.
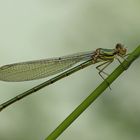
0, 43, 127, 111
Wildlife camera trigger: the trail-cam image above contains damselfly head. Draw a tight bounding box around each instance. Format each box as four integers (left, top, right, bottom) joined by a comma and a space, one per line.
115, 43, 127, 56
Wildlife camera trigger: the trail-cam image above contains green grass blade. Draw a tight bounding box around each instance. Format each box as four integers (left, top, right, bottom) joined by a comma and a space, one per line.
45, 45, 140, 140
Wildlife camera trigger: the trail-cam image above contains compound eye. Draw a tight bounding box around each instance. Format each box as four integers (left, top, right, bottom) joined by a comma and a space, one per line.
115, 43, 123, 49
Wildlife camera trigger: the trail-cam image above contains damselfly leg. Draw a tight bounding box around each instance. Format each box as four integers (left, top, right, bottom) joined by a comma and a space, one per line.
96, 61, 113, 89
115, 55, 129, 70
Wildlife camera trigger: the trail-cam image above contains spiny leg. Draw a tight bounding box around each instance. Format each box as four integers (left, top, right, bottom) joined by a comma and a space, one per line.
115, 56, 122, 64
96, 61, 113, 89
116, 52, 130, 63
115, 56, 128, 70
124, 53, 130, 58
96, 61, 112, 76
119, 53, 130, 63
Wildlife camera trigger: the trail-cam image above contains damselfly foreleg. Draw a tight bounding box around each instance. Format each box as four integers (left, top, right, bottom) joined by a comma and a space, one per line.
115, 55, 128, 70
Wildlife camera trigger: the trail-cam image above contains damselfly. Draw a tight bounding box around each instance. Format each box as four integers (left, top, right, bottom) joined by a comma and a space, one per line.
0, 43, 127, 111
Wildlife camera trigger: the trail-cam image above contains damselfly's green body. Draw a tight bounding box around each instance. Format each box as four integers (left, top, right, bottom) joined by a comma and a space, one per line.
0, 43, 127, 111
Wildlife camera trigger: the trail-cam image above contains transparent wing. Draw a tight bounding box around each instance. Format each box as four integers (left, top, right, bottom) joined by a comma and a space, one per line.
0, 51, 94, 82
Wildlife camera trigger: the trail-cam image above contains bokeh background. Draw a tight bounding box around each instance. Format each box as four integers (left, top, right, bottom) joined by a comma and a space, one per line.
0, 0, 140, 140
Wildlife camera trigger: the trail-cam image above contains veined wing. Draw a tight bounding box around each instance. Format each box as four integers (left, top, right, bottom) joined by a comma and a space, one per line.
0, 51, 94, 82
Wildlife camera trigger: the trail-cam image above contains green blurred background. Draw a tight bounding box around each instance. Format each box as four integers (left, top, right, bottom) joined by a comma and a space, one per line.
0, 0, 140, 140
